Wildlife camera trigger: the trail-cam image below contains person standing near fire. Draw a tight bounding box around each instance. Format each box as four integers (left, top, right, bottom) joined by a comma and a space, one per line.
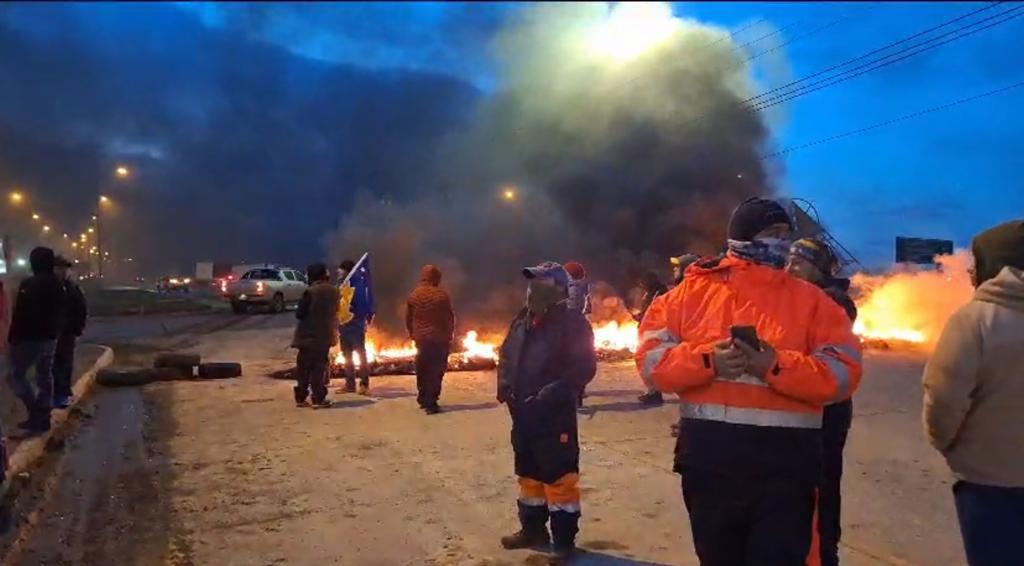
405, 264, 455, 414
53, 255, 87, 409
337, 258, 374, 395
292, 263, 339, 409
786, 238, 858, 566
635, 271, 669, 406
923, 220, 1024, 566
636, 197, 862, 565
497, 261, 596, 565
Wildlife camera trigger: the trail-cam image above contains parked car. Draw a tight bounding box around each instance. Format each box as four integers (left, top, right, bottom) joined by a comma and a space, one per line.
224, 266, 307, 314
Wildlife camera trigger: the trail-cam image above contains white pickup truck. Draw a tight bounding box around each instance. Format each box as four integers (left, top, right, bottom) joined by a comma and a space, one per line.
225, 266, 307, 314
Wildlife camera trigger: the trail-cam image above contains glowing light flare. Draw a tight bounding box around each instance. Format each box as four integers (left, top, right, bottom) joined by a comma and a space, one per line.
502, 187, 517, 201
9, 192, 23, 204
115, 166, 130, 178
586, 2, 681, 63
42, 225, 51, 232
31, 213, 40, 221
99, 195, 110, 204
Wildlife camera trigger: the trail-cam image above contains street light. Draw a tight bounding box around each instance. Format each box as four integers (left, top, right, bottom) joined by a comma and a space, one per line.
42, 225, 51, 232
62, 233, 68, 239
9, 191, 23, 205
31, 213, 40, 221
88, 227, 94, 234
115, 166, 130, 179
99, 195, 110, 205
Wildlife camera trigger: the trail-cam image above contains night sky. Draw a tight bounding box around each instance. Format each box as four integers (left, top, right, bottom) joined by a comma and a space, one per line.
1, 2, 1021, 277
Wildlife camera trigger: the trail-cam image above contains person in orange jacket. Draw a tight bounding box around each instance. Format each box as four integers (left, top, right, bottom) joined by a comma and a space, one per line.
636, 197, 863, 565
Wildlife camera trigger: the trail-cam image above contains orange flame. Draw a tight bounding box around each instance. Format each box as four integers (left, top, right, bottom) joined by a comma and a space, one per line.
334, 320, 641, 368
851, 251, 974, 348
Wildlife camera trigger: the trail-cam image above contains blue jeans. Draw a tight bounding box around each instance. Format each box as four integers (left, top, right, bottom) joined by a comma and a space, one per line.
7, 340, 58, 421
954, 480, 1024, 566
339, 320, 369, 387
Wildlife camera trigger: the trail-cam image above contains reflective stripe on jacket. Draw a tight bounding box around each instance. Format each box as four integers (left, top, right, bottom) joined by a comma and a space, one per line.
635, 254, 863, 478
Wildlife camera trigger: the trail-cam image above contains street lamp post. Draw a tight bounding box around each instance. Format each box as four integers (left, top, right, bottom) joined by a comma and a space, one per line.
96, 166, 127, 278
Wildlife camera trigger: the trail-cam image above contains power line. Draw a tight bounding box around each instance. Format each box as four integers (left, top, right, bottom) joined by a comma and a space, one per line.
752, 4, 1024, 112
743, 2, 1003, 107
762, 79, 1024, 159
745, 13, 854, 64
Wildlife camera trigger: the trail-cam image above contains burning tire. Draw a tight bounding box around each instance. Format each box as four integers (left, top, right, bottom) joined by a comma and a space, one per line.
153, 353, 201, 370
198, 362, 242, 379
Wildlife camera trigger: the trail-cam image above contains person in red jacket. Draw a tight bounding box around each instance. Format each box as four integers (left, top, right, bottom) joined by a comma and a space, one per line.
636, 197, 863, 565
406, 264, 455, 414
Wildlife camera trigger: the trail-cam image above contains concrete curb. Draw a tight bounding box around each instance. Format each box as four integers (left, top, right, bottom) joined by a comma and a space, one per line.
0, 344, 114, 504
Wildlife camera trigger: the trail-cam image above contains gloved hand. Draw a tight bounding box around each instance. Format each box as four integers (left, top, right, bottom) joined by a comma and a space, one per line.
735, 339, 778, 380
532, 380, 570, 405
497, 384, 513, 404
712, 339, 747, 379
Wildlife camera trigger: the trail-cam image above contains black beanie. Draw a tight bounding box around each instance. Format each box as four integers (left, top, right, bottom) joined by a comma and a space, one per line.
29, 246, 55, 275
727, 197, 792, 241
972, 220, 1024, 287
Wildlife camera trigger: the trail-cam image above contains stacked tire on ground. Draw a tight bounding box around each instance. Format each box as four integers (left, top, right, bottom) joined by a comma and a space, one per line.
97, 352, 242, 387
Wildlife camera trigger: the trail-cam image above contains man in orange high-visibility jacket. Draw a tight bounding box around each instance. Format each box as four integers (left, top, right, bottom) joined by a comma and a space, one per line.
636, 197, 863, 566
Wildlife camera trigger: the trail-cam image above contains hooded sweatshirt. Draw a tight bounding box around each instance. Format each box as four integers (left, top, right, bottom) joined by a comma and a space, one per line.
406, 265, 455, 344
923, 263, 1024, 487
8, 247, 65, 344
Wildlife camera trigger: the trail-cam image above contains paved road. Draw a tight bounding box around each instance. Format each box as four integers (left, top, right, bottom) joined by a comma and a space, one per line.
2, 320, 963, 565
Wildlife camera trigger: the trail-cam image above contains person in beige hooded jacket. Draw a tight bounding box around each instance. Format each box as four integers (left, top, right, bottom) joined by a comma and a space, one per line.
923, 219, 1024, 566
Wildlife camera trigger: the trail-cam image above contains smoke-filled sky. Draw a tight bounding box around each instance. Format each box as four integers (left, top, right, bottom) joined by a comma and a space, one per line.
1, 3, 1022, 301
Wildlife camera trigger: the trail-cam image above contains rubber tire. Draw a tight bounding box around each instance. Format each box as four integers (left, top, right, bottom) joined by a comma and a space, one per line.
153, 352, 201, 369
97, 368, 156, 387
198, 362, 242, 379
231, 301, 248, 315
271, 293, 285, 314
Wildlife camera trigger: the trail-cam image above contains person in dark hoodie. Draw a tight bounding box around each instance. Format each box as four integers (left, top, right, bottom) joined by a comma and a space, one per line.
786, 238, 858, 566
497, 262, 596, 565
52, 255, 87, 409
336, 259, 375, 395
635, 271, 670, 406
291, 263, 340, 409
7, 247, 66, 432
924, 220, 1024, 566
406, 264, 455, 414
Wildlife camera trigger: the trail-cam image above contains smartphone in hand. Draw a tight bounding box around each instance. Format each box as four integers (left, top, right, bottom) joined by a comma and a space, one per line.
730, 325, 762, 352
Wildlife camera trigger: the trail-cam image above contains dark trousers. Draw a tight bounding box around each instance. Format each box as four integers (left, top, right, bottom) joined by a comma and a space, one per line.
953, 481, 1024, 566
415, 340, 449, 408
819, 399, 852, 566
339, 322, 369, 387
7, 340, 58, 423
295, 347, 329, 403
681, 467, 815, 566
53, 334, 77, 400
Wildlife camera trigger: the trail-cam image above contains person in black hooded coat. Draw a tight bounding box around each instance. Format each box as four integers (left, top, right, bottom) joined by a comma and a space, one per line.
7, 246, 66, 432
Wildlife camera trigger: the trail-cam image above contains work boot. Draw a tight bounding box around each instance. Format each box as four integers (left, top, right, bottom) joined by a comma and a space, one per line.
343, 381, 356, 394
501, 502, 550, 550
549, 509, 579, 564
357, 383, 370, 396
423, 404, 442, 415
311, 399, 332, 409
637, 391, 663, 406
293, 386, 308, 406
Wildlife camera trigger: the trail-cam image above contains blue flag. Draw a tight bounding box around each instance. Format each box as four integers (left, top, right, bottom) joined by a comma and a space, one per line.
347, 253, 375, 321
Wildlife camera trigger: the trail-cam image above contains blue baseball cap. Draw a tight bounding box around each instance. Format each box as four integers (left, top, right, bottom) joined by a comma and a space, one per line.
522, 261, 570, 288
